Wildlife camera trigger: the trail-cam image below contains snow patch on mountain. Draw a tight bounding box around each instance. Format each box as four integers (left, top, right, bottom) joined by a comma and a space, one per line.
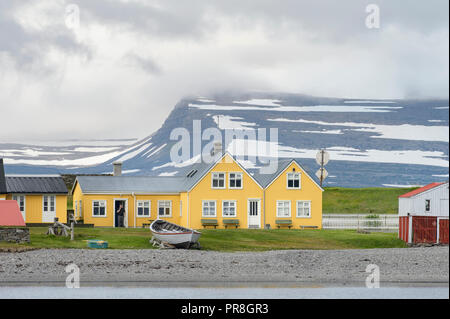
268, 118, 449, 142
189, 103, 402, 113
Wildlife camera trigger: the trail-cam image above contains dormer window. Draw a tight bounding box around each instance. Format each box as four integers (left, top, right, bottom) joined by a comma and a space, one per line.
211, 172, 225, 189
287, 172, 301, 189
229, 173, 243, 189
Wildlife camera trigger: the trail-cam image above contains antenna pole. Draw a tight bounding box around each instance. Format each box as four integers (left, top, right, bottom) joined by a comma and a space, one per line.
320, 149, 324, 187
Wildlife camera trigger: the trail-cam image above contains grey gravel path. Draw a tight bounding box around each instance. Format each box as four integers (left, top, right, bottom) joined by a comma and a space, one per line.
0, 247, 448, 286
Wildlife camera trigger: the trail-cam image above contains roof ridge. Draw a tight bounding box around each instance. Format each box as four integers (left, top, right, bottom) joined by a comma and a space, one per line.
398, 182, 446, 198
0, 159, 7, 194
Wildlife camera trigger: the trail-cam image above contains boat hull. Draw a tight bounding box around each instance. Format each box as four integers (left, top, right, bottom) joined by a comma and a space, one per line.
150, 220, 201, 248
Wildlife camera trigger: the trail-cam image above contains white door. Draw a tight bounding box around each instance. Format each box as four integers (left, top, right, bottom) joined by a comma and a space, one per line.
42, 195, 56, 222
440, 199, 449, 216
248, 199, 261, 229
12, 195, 26, 222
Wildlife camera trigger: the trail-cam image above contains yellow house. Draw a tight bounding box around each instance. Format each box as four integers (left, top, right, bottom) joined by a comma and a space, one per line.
0, 160, 69, 224
72, 152, 323, 229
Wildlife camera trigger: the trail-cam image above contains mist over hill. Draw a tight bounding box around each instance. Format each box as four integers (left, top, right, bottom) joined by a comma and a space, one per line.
1, 92, 448, 188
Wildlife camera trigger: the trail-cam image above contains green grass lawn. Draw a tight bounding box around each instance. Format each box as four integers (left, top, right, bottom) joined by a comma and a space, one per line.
323, 187, 417, 215
0, 227, 407, 252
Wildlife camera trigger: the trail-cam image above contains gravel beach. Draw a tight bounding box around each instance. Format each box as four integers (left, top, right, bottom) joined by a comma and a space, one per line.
0, 247, 448, 286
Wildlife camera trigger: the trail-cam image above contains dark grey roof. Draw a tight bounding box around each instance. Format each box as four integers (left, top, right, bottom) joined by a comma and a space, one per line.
76, 176, 191, 194
250, 159, 294, 188
250, 158, 322, 189
178, 160, 218, 190
0, 159, 7, 194
5, 176, 68, 194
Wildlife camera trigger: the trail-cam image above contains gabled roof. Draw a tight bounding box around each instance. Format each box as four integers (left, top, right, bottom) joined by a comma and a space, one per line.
250, 158, 324, 191
183, 152, 264, 191
250, 158, 298, 188
0, 200, 26, 226
0, 159, 7, 194
5, 176, 68, 194
398, 182, 447, 198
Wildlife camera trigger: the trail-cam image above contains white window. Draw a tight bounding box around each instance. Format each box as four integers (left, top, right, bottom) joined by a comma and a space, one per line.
202, 200, 217, 217
211, 172, 226, 189
75, 201, 78, 217
43, 195, 56, 212
297, 201, 311, 218
158, 200, 172, 217
12, 195, 25, 213
229, 173, 243, 189
92, 200, 106, 217
137, 200, 151, 217
287, 172, 301, 189
222, 200, 237, 217
277, 200, 291, 217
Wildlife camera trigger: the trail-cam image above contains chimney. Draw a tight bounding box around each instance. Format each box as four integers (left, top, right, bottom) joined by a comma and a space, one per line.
0, 159, 7, 194
113, 161, 122, 176
212, 141, 223, 156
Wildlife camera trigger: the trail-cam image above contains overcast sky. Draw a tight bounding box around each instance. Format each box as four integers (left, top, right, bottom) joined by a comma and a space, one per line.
0, 0, 448, 142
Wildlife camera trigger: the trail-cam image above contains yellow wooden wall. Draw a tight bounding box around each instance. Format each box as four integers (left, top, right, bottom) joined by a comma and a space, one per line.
5, 194, 67, 223
187, 154, 264, 229
73, 182, 182, 227
264, 162, 323, 229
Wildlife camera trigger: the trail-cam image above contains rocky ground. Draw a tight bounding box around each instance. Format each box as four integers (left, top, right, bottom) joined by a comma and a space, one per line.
0, 246, 448, 286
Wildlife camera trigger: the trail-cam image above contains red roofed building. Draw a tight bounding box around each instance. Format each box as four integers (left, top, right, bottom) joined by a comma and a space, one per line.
398, 182, 449, 244
0, 200, 26, 226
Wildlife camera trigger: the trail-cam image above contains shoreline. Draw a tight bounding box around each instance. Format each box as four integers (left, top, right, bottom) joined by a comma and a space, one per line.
1, 246, 448, 287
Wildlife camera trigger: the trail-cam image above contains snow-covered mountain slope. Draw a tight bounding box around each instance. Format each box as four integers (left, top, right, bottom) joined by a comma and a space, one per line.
1, 92, 448, 187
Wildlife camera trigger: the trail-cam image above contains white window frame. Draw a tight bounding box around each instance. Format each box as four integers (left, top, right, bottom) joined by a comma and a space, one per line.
222, 200, 237, 217
92, 200, 107, 217
137, 200, 151, 217
158, 200, 172, 218
202, 200, 217, 217
296, 200, 311, 218
12, 195, 26, 214
75, 200, 78, 217
43, 195, 56, 213
287, 172, 301, 189
228, 172, 243, 189
276, 200, 291, 218
211, 172, 226, 189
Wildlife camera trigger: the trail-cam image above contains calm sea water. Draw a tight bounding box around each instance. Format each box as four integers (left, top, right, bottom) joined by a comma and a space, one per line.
1, 287, 448, 299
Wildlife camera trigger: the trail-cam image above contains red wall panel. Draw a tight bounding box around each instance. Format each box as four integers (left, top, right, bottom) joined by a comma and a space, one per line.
399, 216, 409, 243
413, 216, 437, 243
439, 219, 449, 244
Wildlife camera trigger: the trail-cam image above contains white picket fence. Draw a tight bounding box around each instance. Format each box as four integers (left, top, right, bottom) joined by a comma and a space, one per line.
322, 214, 398, 232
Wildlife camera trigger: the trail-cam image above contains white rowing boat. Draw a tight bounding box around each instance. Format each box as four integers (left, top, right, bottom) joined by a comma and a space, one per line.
149, 219, 201, 249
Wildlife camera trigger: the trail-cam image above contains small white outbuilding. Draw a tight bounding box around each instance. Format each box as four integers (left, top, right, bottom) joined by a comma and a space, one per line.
398, 182, 449, 244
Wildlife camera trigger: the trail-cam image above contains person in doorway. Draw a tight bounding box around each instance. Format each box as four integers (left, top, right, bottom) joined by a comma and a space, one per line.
117, 203, 124, 227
